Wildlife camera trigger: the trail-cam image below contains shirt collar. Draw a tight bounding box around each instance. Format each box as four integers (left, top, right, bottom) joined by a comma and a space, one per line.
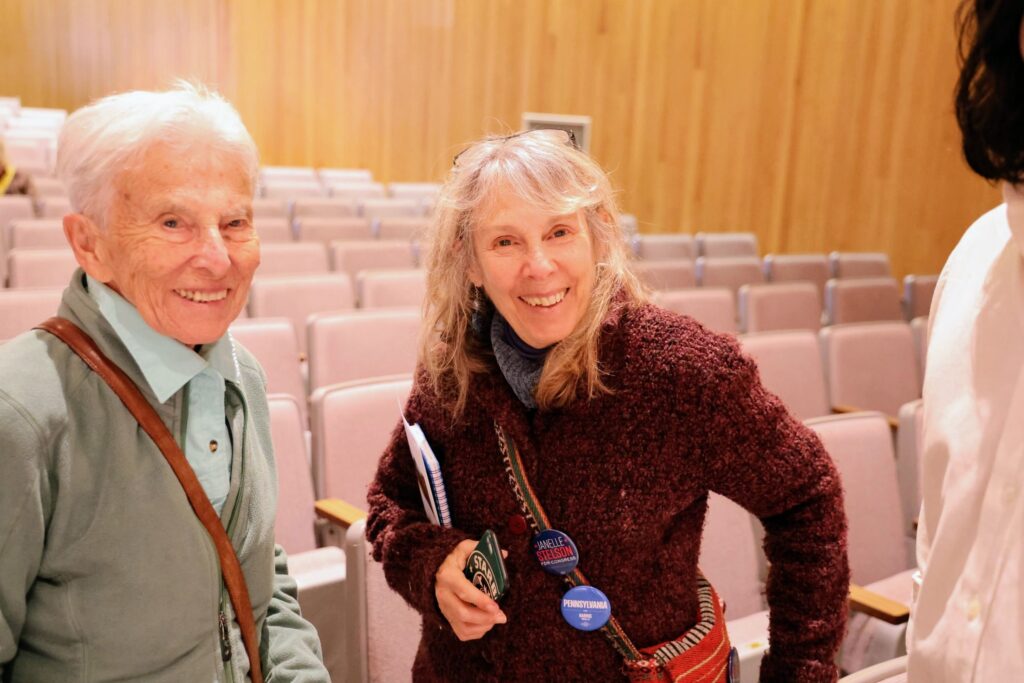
1001, 182, 1024, 259
86, 275, 241, 403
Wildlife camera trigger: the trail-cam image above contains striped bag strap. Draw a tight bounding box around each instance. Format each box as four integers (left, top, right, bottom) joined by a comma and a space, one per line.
493, 422, 645, 663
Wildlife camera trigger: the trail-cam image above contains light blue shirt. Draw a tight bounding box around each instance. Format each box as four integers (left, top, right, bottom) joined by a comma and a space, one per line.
87, 276, 240, 515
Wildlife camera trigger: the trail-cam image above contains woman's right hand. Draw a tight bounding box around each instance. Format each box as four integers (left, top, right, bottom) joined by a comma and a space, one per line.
434, 539, 508, 641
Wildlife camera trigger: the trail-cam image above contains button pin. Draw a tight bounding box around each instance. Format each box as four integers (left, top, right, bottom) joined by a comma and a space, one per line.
209, 440, 218, 453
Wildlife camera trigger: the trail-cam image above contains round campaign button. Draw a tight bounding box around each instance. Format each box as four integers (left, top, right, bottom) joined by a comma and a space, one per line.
560, 585, 612, 631
531, 529, 579, 575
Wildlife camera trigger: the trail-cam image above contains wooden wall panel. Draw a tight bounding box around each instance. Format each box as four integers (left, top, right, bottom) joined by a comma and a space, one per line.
0, 0, 1000, 277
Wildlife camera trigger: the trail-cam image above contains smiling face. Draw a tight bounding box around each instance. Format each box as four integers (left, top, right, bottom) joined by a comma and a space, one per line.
82, 142, 258, 345
468, 194, 596, 349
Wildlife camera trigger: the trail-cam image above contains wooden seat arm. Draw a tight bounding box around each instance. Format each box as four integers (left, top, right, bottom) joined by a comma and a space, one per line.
832, 404, 899, 430
849, 583, 910, 624
314, 497, 367, 529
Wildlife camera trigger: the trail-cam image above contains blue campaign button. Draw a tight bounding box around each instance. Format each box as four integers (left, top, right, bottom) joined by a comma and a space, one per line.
531, 529, 579, 575
560, 585, 611, 631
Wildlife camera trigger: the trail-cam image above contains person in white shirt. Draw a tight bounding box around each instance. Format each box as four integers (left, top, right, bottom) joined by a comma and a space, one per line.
907, 1, 1024, 680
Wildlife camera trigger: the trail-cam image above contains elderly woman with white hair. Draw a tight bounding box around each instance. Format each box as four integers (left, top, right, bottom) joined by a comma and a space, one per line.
367, 131, 850, 682
0, 83, 328, 682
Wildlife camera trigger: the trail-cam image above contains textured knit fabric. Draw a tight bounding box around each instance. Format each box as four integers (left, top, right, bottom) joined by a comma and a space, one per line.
0, 270, 328, 682
490, 311, 547, 409
367, 302, 849, 682
907, 183, 1024, 682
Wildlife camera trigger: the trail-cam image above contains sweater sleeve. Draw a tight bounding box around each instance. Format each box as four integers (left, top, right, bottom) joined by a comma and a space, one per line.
364, 376, 473, 615
695, 339, 850, 683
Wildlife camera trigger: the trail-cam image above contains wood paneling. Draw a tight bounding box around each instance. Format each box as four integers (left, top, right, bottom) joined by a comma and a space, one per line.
0, 0, 1000, 276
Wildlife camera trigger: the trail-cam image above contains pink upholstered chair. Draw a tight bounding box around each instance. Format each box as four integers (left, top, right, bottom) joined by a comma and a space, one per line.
825, 277, 904, 325
636, 233, 696, 261
806, 412, 915, 673
257, 243, 331, 276
762, 253, 830, 299
261, 166, 318, 183
262, 180, 325, 200
829, 252, 892, 279
838, 656, 907, 682
696, 231, 759, 258
359, 198, 423, 220
266, 394, 347, 683
306, 309, 420, 390
902, 274, 938, 320
357, 269, 427, 309
330, 240, 417, 286
909, 316, 928, 383
253, 218, 294, 243
327, 181, 387, 201
344, 518, 421, 683
699, 493, 770, 682
229, 317, 307, 422
377, 217, 430, 242
896, 399, 924, 554
37, 196, 72, 219
387, 182, 441, 203
7, 249, 77, 288
634, 259, 696, 290
8, 219, 66, 249
0, 288, 64, 339
248, 274, 356, 353
738, 282, 821, 333
293, 197, 359, 220
0, 195, 36, 231
696, 256, 764, 294
819, 322, 921, 420
652, 288, 737, 334
297, 217, 374, 243
252, 198, 291, 221
318, 168, 374, 184
739, 330, 830, 420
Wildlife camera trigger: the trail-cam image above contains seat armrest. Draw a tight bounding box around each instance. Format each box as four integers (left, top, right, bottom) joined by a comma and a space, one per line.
832, 404, 899, 430
315, 497, 367, 529
849, 584, 909, 624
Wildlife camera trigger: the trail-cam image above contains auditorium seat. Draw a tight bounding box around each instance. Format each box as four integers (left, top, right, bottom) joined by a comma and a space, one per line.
909, 316, 928, 382
896, 399, 924, 556
699, 493, 769, 682
762, 253, 830, 299
738, 282, 821, 333
261, 166, 318, 184
829, 251, 892, 279
38, 196, 73, 219
310, 374, 413, 506
839, 656, 907, 683
819, 322, 920, 420
696, 256, 764, 294
293, 198, 359, 220
806, 412, 914, 674
360, 198, 423, 220
229, 317, 307, 421
30, 177, 66, 198
248, 274, 356, 353
319, 168, 374, 184
635, 233, 696, 261
307, 309, 420, 390
253, 217, 294, 243
257, 243, 331, 276
330, 240, 418, 285
652, 288, 737, 334
328, 182, 387, 201
252, 198, 291, 221
358, 269, 427, 309
825, 277, 903, 325
387, 182, 441, 202
696, 231, 759, 258
0, 195, 36, 231
343, 518, 421, 683
902, 274, 938, 320
377, 217, 430, 242
266, 394, 347, 683
634, 259, 696, 290
263, 180, 325, 200
739, 330, 830, 420
8, 219, 66, 249
7, 249, 77, 288
0, 288, 64, 339
297, 217, 374, 243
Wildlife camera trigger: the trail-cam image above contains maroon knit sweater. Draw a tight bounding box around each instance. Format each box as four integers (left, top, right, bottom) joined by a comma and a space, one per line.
366, 303, 849, 682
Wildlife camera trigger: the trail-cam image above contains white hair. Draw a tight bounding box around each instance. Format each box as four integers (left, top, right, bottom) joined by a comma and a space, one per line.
56, 80, 259, 225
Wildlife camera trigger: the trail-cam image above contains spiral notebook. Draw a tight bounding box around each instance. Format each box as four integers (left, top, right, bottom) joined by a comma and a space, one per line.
402, 415, 452, 528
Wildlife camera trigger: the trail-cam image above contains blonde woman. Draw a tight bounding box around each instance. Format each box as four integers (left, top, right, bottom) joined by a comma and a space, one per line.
366, 131, 849, 682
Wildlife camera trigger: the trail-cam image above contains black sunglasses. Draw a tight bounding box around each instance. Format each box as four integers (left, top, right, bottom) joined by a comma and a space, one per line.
452, 128, 579, 166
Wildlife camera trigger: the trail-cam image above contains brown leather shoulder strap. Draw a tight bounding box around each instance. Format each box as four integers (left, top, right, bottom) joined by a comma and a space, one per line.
35, 317, 264, 683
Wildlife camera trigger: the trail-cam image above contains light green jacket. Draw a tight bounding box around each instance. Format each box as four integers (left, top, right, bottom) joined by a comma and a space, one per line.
0, 271, 329, 682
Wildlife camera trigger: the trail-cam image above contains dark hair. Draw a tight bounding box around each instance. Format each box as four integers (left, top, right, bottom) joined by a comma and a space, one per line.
955, 0, 1024, 183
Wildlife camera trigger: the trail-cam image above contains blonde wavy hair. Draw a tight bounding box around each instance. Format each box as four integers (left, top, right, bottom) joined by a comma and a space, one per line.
420, 130, 646, 415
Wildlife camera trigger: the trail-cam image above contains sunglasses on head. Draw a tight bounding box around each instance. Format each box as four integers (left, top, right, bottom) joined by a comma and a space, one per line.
452, 128, 579, 166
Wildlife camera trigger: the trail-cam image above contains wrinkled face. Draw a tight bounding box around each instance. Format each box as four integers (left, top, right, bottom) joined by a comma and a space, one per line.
90, 142, 258, 345
468, 194, 596, 349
